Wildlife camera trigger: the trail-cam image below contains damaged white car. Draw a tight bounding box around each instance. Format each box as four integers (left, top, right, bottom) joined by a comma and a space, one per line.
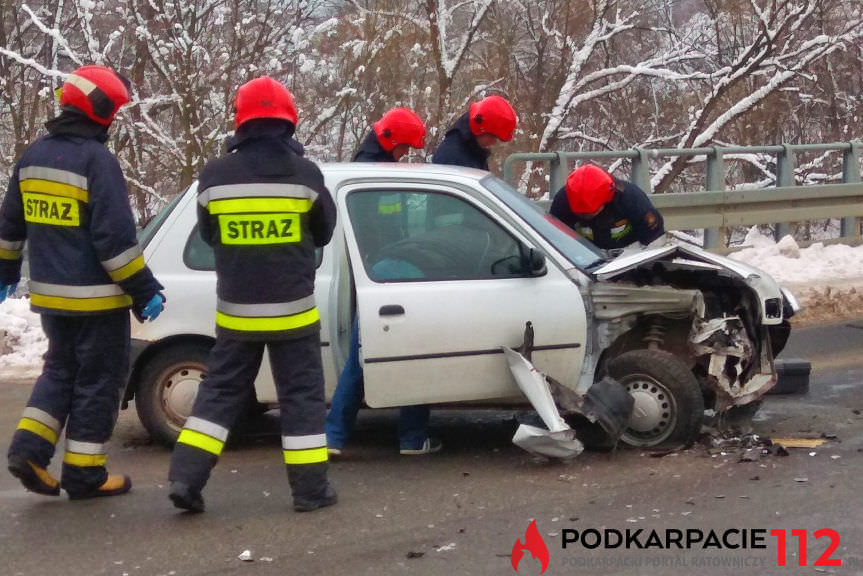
127, 163, 798, 450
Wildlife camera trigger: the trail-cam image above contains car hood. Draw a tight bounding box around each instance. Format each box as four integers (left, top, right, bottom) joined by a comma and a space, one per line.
592, 243, 785, 324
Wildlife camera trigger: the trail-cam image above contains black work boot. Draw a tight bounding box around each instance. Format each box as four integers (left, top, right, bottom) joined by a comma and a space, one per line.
67, 474, 132, 500
288, 463, 338, 512
8, 454, 61, 496
169, 481, 205, 513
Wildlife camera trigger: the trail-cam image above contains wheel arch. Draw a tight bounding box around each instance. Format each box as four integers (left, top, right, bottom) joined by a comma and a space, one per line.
124, 334, 216, 407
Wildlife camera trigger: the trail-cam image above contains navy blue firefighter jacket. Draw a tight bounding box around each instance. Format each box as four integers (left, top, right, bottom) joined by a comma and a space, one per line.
431, 113, 490, 170
549, 178, 665, 250
0, 111, 162, 316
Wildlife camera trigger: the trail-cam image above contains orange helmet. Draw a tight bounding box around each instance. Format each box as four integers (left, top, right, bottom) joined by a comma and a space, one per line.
374, 107, 426, 151
469, 95, 516, 142
565, 164, 615, 215
60, 65, 130, 126
234, 76, 297, 130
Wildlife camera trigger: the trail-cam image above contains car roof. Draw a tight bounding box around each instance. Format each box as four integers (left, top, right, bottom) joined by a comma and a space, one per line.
318, 161, 490, 183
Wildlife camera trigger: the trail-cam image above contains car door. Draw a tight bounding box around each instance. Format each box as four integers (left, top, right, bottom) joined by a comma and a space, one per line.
340, 181, 588, 408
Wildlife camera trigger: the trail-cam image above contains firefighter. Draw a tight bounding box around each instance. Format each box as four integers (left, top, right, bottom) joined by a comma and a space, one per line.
326, 108, 440, 456
168, 76, 337, 513
353, 107, 425, 162
431, 95, 517, 170
1, 65, 165, 499
549, 164, 664, 250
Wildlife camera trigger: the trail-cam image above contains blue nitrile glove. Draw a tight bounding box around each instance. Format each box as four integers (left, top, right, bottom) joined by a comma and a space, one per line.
140, 293, 165, 322
0, 283, 17, 304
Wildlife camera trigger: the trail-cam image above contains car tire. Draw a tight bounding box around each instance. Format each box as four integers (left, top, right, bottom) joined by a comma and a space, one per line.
608, 349, 705, 448
136, 343, 211, 446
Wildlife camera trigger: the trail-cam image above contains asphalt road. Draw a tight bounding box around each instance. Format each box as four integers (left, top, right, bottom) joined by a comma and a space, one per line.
1, 321, 862, 576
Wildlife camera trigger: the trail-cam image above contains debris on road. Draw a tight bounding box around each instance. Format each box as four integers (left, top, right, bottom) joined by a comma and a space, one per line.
238, 550, 253, 562
772, 437, 829, 448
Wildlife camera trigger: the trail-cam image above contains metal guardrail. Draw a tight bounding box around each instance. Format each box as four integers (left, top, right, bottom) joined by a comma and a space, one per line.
503, 142, 863, 249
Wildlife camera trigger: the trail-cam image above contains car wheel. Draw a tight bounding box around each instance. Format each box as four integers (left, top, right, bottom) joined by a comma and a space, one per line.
136, 343, 211, 446
608, 349, 704, 448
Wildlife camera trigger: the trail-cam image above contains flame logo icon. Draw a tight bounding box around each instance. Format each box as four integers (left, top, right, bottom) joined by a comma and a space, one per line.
511, 519, 550, 574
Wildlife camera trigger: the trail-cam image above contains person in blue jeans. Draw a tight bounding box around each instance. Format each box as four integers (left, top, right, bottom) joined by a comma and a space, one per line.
326, 110, 441, 456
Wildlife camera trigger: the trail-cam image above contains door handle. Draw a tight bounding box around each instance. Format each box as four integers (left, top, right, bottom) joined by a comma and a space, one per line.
379, 304, 405, 316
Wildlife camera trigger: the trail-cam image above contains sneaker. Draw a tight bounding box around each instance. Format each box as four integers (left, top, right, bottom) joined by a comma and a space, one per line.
293, 484, 338, 512
399, 437, 443, 455
169, 481, 205, 513
67, 474, 132, 500
327, 447, 343, 457
8, 455, 61, 496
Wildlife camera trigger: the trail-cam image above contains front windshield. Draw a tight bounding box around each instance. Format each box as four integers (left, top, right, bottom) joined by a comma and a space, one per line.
481, 175, 605, 269
137, 185, 191, 249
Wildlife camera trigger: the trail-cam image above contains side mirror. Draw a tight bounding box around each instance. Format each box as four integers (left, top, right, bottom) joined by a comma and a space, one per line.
523, 248, 547, 276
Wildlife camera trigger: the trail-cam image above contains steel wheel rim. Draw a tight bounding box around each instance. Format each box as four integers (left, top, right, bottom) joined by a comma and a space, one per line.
620, 373, 678, 446
159, 365, 205, 431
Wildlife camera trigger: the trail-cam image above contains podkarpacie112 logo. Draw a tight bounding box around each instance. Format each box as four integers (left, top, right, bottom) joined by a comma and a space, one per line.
511, 519, 550, 574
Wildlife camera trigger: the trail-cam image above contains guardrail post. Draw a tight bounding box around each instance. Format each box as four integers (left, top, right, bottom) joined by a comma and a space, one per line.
774, 144, 795, 241
841, 142, 862, 238
503, 154, 516, 186
704, 147, 725, 249
630, 148, 652, 194
549, 152, 566, 198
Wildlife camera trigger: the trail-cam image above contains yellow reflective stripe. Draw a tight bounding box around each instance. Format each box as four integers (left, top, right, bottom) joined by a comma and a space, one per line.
610, 223, 631, 239
177, 429, 225, 456
0, 247, 22, 260
30, 293, 132, 312
283, 447, 329, 465
208, 197, 313, 214
63, 452, 107, 467
20, 179, 89, 202
377, 203, 402, 215
107, 255, 145, 282
17, 418, 59, 445
216, 307, 319, 332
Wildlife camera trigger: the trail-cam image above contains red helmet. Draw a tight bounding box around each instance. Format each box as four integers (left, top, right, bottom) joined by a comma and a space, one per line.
469, 95, 516, 142
374, 107, 426, 151
234, 76, 297, 130
565, 164, 615, 215
60, 65, 130, 126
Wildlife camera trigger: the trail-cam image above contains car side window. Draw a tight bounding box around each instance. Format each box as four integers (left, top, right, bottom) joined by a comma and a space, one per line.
346, 190, 530, 282
184, 224, 323, 271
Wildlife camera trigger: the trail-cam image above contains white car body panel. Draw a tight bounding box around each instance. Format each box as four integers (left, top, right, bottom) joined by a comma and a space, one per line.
134, 165, 590, 405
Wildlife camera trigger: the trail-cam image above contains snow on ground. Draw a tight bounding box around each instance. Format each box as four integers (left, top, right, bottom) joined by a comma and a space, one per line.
728, 228, 863, 326
1, 296, 47, 379
3, 228, 863, 376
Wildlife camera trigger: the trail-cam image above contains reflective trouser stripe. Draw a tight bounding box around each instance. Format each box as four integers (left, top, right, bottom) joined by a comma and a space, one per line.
17, 418, 59, 445
17, 407, 61, 444
176, 429, 225, 456
283, 447, 328, 465
30, 293, 132, 312
64, 440, 107, 467
216, 307, 319, 333
281, 433, 327, 450
64, 452, 108, 467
